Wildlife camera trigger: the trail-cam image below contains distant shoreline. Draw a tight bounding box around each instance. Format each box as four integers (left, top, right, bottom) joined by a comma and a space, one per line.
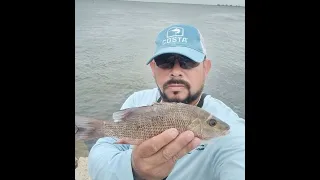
120, 0, 245, 7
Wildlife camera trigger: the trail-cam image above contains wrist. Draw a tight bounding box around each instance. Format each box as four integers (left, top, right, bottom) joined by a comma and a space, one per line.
132, 167, 145, 180
131, 155, 145, 180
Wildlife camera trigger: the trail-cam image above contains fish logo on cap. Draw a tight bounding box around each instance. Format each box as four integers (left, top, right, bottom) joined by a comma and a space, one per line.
167, 27, 184, 38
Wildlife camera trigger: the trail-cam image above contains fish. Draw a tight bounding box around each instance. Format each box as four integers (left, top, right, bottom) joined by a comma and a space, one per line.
75, 102, 230, 145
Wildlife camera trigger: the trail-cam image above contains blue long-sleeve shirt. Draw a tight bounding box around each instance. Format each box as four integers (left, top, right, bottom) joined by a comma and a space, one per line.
88, 88, 245, 180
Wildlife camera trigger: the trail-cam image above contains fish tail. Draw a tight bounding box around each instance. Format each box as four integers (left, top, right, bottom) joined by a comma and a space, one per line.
75, 116, 105, 141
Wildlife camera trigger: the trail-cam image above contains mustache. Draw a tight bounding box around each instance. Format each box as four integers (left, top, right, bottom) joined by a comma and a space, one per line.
163, 79, 190, 89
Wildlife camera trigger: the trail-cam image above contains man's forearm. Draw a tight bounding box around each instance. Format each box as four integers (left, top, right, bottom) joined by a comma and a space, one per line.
88, 137, 134, 180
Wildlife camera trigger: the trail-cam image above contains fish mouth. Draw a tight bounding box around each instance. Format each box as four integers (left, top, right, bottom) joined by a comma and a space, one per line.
222, 130, 230, 136
219, 120, 230, 131
201, 130, 230, 140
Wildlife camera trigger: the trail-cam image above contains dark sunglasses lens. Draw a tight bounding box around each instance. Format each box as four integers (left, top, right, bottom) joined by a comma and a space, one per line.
154, 54, 199, 69
154, 54, 174, 69
178, 56, 200, 69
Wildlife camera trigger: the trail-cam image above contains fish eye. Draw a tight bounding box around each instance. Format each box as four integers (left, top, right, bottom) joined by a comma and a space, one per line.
208, 118, 217, 126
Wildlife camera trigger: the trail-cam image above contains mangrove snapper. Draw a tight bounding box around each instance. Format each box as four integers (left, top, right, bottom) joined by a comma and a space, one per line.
75, 102, 230, 144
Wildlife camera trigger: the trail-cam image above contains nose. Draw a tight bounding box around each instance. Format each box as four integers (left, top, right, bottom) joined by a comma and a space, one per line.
170, 59, 183, 77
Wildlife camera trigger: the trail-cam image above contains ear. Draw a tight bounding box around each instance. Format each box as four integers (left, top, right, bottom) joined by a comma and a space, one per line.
203, 59, 211, 78
149, 60, 156, 77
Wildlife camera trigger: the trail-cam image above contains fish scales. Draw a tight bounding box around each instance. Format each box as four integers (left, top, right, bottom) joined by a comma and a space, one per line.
101, 102, 211, 140
75, 102, 230, 143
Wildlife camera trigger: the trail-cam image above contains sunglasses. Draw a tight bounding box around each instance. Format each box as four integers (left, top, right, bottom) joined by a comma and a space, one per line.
154, 53, 201, 69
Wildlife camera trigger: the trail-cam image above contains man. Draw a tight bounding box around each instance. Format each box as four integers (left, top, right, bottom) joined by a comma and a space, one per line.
88, 24, 245, 180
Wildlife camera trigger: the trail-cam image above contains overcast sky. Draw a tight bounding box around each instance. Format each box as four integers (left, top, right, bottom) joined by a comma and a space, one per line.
125, 0, 245, 6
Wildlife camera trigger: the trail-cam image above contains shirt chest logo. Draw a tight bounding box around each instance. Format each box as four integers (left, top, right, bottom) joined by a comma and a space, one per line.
188, 144, 208, 154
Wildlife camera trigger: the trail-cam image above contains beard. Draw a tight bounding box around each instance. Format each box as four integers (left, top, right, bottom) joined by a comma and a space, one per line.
157, 78, 204, 104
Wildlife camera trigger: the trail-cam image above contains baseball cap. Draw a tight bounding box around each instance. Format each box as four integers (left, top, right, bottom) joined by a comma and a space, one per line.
146, 24, 207, 65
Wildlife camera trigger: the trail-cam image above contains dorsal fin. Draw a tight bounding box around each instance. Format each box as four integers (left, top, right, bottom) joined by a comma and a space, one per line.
112, 108, 135, 122
112, 103, 174, 122
112, 105, 149, 122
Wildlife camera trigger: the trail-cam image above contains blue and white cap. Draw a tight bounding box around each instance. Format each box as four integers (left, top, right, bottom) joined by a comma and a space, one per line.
146, 24, 207, 65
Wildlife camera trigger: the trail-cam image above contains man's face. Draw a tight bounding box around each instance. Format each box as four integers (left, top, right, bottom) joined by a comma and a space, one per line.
150, 53, 211, 104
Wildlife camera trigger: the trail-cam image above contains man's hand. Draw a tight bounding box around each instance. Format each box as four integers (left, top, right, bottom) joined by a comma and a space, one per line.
131, 128, 201, 180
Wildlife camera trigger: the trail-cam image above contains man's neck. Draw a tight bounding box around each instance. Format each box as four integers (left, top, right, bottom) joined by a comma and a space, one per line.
189, 93, 202, 106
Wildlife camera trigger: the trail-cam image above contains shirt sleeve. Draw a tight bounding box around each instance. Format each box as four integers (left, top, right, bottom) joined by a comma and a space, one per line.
88, 137, 135, 180
88, 93, 137, 180
120, 92, 136, 110
212, 135, 245, 180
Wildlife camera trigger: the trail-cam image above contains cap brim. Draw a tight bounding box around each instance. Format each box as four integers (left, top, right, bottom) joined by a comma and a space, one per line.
146, 46, 206, 65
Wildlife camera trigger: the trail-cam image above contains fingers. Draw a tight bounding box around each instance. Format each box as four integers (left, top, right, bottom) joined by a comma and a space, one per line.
147, 159, 176, 179
136, 128, 179, 158
174, 137, 201, 160
150, 130, 200, 164
145, 137, 201, 178
133, 154, 177, 180
130, 130, 201, 180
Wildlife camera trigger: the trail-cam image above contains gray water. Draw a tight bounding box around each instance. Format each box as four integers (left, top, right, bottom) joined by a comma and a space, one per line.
75, 0, 245, 123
